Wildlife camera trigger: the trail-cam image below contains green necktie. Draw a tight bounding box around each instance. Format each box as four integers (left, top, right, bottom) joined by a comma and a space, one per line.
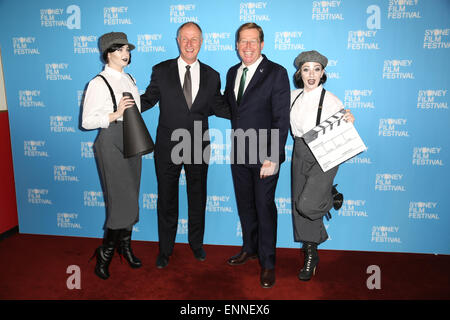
236, 67, 248, 105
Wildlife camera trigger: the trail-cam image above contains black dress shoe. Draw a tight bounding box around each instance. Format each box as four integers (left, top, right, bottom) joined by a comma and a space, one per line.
260, 268, 275, 288
193, 247, 206, 261
156, 254, 169, 269
227, 251, 258, 266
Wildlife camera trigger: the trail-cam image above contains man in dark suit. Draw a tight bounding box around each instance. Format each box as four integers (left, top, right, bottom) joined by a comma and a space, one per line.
224, 23, 290, 288
140, 22, 230, 269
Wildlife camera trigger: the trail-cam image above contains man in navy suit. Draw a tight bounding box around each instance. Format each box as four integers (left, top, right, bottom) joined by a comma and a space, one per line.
140, 22, 230, 269
224, 23, 290, 288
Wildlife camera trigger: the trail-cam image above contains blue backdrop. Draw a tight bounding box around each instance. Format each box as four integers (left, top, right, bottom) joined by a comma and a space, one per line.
1, 0, 449, 254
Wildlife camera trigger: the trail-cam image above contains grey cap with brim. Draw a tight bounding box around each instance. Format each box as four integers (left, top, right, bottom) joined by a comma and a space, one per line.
294, 50, 328, 69
99, 32, 135, 54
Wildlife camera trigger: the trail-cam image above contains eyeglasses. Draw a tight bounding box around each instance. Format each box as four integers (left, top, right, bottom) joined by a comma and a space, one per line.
238, 39, 260, 47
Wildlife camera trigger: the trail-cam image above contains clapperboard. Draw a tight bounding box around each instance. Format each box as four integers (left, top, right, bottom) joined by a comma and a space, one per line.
302, 109, 367, 172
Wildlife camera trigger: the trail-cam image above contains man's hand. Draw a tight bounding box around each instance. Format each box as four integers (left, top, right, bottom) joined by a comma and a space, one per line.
260, 160, 279, 179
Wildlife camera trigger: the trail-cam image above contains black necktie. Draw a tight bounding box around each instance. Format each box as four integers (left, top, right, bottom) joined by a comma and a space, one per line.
236, 67, 248, 105
183, 65, 192, 109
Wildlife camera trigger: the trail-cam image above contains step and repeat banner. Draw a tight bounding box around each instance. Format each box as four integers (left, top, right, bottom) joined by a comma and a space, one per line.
1, 0, 449, 254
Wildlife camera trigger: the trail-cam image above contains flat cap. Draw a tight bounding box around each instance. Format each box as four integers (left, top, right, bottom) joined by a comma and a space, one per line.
294, 50, 328, 69
99, 32, 135, 54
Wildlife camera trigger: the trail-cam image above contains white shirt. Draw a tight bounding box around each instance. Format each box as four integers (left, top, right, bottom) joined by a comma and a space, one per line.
82, 65, 141, 130
290, 85, 344, 137
234, 55, 264, 99
177, 57, 200, 104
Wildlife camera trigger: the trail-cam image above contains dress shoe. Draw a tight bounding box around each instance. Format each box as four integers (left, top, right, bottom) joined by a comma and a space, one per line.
260, 268, 275, 288
227, 251, 258, 266
193, 247, 206, 261
156, 254, 169, 269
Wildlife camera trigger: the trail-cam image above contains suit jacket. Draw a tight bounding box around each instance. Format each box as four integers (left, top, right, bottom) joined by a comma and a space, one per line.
140, 58, 230, 161
224, 55, 290, 166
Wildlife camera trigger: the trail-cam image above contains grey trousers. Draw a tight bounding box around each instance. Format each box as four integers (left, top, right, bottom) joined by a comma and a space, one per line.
94, 122, 142, 230
291, 137, 338, 244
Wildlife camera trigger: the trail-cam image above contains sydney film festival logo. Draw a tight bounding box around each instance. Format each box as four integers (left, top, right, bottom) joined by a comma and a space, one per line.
375, 173, 406, 192
73, 36, 99, 54
409, 202, 439, 220
104, 7, 131, 25
81, 142, 94, 158
57, 213, 81, 229
344, 90, 375, 109
347, 30, 380, 50
13, 37, 40, 55
54, 165, 79, 182
50, 115, 75, 133
206, 195, 232, 213
387, 0, 421, 19
378, 118, 409, 137
338, 199, 368, 218
382, 60, 414, 80
371, 226, 401, 244
40, 5, 80, 29
423, 29, 450, 49
137, 34, 166, 53
143, 193, 158, 210
19, 90, 44, 107
312, 0, 343, 20
239, 2, 270, 22
204, 32, 233, 52
28, 188, 52, 205
275, 197, 291, 214
24, 140, 48, 157
274, 31, 304, 51
169, 4, 198, 23
45, 63, 72, 81
412, 147, 444, 166
417, 90, 448, 110
84, 191, 105, 207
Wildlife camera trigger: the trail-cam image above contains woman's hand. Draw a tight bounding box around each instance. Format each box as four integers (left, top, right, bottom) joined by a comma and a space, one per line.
343, 109, 355, 124
109, 96, 135, 122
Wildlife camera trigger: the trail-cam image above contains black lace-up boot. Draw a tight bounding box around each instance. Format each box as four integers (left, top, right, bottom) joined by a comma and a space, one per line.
298, 242, 319, 281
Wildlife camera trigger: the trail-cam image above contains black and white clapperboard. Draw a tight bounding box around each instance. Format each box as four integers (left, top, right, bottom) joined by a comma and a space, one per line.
302, 109, 367, 172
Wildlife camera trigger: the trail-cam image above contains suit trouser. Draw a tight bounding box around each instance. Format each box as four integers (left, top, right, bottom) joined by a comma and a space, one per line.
291, 137, 338, 245
231, 164, 280, 270
155, 150, 208, 256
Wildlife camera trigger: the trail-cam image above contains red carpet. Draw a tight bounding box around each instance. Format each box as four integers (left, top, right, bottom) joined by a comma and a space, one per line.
0, 233, 449, 300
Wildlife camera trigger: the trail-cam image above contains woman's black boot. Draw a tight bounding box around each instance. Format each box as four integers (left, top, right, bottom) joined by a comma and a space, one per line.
92, 229, 121, 280
117, 229, 142, 268
298, 242, 319, 281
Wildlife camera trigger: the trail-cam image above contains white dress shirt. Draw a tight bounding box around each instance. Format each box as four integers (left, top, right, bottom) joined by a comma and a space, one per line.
234, 55, 264, 99
177, 57, 200, 104
82, 65, 141, 130
290, 84, 344, 137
